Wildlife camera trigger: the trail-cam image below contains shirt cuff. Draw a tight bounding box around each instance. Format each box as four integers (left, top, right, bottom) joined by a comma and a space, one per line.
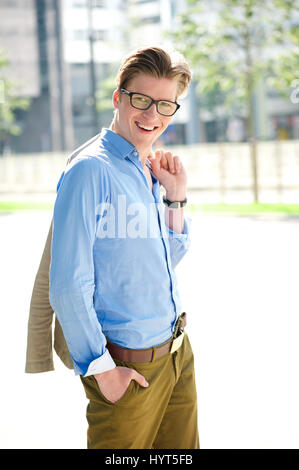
83, 349, 117, 377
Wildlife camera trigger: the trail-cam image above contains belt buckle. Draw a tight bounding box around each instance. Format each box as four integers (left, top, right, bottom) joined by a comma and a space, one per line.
170, 330, 185, 354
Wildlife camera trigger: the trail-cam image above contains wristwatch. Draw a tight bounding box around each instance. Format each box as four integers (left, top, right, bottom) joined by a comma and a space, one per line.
162, 195, 187, 208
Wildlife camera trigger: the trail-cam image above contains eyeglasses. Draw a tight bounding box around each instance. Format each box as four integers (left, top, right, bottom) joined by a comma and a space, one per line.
120, 89, 180, 116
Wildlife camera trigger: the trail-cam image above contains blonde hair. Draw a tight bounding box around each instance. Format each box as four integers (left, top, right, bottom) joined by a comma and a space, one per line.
115, 46, 191, 99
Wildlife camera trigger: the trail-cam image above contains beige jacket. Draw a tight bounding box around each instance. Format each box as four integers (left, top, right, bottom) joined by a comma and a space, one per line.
25, 219, 73, 372
25, 134, 100, 373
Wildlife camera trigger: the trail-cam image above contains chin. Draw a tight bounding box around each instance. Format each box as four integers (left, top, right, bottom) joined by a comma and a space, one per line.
134, 130, 162, 146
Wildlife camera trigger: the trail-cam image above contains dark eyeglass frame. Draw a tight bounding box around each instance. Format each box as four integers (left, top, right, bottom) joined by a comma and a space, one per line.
120, 89, 180, 116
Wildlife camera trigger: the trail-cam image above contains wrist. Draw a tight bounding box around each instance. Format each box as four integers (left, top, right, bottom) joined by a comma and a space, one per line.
165, 188, 187, 202
94, 367, 116, 382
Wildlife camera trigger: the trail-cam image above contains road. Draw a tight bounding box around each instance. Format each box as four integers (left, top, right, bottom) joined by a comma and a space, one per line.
0, 210, 298, 449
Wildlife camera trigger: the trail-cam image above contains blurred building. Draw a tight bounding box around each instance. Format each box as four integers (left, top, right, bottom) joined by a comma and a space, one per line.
0, 0, 297, 153
63, 0, 197, 147
0, 0, 216, 151
256, 84, 299, 142
63, 0, 128, 146
0, 0, 74, 153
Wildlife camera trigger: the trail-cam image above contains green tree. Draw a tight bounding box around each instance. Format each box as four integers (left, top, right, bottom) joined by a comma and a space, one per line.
0, 48, 30, 154
96, 74, 116, 114
171, 0, 299, 202
94, 68, 119, 128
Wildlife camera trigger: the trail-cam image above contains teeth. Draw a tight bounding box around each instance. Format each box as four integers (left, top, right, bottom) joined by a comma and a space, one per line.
137, 123, 155, 131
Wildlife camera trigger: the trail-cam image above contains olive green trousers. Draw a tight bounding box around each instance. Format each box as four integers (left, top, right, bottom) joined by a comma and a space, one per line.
80, 332, 200, 449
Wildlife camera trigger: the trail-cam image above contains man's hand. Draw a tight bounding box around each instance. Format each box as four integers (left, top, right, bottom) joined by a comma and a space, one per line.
94, 366, 149, 404
148, 149, 187, 202
149, 149, 187, 234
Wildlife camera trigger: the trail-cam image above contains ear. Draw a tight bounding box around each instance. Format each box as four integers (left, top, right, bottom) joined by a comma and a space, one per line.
112, 89, 120, 109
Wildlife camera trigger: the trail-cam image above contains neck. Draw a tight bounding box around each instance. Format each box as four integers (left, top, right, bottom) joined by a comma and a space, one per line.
138, 149, 152, 168
109, 120, 152, 169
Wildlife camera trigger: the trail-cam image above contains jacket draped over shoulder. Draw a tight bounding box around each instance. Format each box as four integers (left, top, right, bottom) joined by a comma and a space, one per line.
25, 218, 73, 372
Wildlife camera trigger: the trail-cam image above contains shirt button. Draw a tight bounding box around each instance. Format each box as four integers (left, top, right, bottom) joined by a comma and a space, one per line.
133, 151, 138, 156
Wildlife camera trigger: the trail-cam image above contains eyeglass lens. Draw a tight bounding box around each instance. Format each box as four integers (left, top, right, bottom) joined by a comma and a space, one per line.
131, 93, 177, 116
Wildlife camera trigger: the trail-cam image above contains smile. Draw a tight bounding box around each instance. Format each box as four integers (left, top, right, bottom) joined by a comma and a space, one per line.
136, 122, 158, 132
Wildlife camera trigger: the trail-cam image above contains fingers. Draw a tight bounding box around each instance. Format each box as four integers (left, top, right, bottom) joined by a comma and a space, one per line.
164, 151, 174, 173
167, 153, 181, 174
154, 149, 165, 168
165, 152, 176, 173
173, 155, 181, 173
153, 149, 181, 174
148, 150, 161, 172
149, 149, 182, 178
161, 152, 168, 170
132, 369, 149, 388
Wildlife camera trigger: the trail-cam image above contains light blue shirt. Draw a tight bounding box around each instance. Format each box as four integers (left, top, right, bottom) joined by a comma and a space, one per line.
49, 128, 191, 376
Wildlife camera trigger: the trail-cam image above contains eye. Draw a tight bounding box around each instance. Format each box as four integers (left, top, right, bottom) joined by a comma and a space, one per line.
132, 94, 151, 109
159, 101, 172, 109
135, 95, 149, 103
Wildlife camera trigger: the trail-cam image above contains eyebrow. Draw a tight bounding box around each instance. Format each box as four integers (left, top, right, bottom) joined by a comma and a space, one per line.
127, 90, 177, 103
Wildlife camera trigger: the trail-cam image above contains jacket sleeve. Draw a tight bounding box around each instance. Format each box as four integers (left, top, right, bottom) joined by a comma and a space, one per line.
25, 220, 56, 373
49, 156, 116, 376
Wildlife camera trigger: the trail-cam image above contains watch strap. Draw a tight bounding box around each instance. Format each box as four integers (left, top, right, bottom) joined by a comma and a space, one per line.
162, 195, 187, 208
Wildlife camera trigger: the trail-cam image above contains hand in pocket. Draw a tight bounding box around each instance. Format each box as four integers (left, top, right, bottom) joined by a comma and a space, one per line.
94, 366, 149, 404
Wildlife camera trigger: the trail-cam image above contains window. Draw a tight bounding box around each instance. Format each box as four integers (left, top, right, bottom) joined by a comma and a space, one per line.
133, 0, 157, 4
91, 0, 105, 7
72, 0, 87, 7
141, 15, 160, 24
72, 29, 106, 41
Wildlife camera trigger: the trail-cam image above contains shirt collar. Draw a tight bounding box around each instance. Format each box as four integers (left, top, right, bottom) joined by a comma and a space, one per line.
99, 128, 136, 159
99, 127, 158, 183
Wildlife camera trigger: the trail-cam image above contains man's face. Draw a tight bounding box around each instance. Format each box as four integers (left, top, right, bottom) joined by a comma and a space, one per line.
112, 73, 178, 154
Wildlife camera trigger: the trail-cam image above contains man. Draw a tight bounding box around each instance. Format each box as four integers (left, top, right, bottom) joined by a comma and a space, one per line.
26, 46, 199, 449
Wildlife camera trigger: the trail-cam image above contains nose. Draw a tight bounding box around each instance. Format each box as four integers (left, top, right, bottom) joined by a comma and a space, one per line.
142, 102, 159, 119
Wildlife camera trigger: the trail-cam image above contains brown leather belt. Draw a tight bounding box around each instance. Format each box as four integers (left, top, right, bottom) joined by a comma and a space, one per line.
106, 312, 187, 363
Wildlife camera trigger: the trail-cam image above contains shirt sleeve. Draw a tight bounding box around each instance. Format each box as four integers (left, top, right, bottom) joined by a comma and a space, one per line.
165, 216, 192, 269
49, 156, 116, 376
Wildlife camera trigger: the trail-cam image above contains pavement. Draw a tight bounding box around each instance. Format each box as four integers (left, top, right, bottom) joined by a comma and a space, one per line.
0, 210, 299, 449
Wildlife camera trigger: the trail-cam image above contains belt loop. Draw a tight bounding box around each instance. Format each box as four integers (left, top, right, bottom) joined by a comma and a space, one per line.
151, 347, 157, 362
